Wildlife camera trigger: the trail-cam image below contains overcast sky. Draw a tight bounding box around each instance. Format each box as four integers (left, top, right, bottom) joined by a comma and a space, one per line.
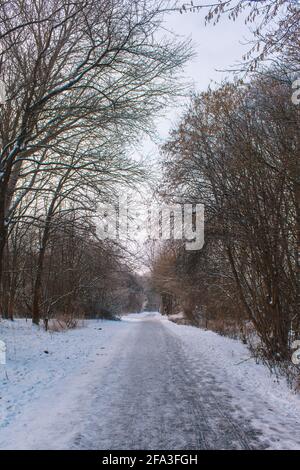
131, 8, 255, 268
134, 8, 253, 162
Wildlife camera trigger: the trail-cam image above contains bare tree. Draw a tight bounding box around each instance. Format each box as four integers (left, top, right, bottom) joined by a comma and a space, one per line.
174, 1, 300, 69
158, 67, 299, 380
0, 0, 192, 317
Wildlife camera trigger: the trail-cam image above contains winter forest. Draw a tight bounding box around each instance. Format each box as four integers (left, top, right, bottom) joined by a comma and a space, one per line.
0, 0, 300, 452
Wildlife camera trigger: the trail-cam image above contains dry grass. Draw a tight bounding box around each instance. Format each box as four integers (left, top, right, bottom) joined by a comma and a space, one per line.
46, 314, 85, 332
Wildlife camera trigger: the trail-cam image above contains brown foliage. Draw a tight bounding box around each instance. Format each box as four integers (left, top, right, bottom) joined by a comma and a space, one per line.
153, 67, 300, 384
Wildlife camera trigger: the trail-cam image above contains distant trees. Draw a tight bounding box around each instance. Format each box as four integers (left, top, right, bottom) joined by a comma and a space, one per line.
4, 209, 144, 323
0, 0, 191, 323
153, 67, 300, 376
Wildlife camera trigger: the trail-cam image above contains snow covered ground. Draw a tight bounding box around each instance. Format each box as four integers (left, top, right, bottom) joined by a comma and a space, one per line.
0, 313, 300, 450
0, 317, 129, 449
163, 318, 300, 450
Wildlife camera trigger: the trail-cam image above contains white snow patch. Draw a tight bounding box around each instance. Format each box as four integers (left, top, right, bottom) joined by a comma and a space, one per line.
168, 312, 185, 320
162, 317, 300, 450
0, 313, 300, 450
0, 318, 128, 449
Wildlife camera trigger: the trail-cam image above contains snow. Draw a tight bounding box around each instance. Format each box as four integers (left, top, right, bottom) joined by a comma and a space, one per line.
162, 318, 300, 450
0, 318, 129, 449
167, 312, 185, 321
0, 313, 299, 450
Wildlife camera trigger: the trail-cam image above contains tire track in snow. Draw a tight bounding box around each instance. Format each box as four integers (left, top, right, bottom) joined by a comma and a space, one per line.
70, 316, 263, 450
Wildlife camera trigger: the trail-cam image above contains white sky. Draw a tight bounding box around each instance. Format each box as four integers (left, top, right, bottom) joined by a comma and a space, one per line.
130, 7, 255, 269
134, 8, 252, 162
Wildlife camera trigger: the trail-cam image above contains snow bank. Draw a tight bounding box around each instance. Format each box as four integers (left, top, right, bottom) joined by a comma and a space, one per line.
0, 318, 128, 449
1, 314, 300, 450
163, 318, 300, 450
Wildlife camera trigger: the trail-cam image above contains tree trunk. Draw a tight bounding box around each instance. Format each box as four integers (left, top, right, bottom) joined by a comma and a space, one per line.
0, 159, 21, 317
32, 216, 52, 325
0, 180, 9, 317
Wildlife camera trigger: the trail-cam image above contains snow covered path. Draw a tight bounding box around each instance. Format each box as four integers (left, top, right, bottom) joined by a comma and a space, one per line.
69, 315, 262, 450
1, 313, 300, 450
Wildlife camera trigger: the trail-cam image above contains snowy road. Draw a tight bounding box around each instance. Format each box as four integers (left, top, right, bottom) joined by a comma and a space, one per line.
70, 315, 262, 450
1, 313, 300, 450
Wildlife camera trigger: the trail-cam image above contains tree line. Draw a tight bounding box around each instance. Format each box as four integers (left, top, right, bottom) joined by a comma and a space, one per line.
150, 0, 300, 381
0, 0, 190, 325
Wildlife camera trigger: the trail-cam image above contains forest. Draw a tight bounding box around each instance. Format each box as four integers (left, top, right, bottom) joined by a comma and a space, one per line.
0, 1, 299, 382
